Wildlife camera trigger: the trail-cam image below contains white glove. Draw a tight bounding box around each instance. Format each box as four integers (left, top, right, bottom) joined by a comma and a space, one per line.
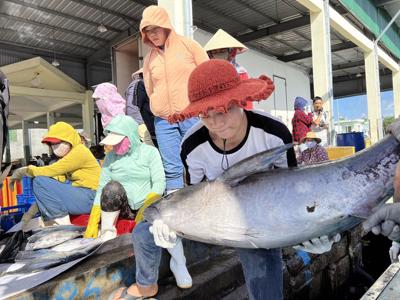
389, 241, 400, 263
293, 234, 341, 254
20, 203, 39, 232
9, 167, 30, 191
149, 219, 177, 249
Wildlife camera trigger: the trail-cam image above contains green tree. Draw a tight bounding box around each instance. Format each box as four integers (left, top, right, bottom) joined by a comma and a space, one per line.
383, 116, 395, 134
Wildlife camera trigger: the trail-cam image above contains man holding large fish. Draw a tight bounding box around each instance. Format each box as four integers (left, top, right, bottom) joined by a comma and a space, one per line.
110, 60, 340, 300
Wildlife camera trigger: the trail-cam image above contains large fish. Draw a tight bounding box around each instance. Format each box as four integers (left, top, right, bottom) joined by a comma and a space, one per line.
25, 225, 85, 250
7, 239, 102, 274
144, 133, 400, 249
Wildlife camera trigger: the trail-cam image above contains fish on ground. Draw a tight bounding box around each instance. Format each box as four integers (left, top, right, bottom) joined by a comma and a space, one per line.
7, 238, 102, 274
25, 225, 85, 250
144, 132, 400, 249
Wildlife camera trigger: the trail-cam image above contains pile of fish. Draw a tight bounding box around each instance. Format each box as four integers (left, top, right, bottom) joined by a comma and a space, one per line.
144, 131, 400, 249
0, 225, 102, 274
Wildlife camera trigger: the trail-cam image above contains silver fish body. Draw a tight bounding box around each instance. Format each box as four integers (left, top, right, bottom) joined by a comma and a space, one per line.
144, 135, 400, 249
26, 225, 85, 250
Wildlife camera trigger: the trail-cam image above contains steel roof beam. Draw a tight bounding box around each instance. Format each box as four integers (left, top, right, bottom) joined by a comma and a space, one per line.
278, 41, 356, 62
0, 41, 85, 62
68, 0, 138, 26
237, 16, 310, 43
4, 0, 123, 33
332, 59, 364, 71
0, 27, 97, 52
0, 12, 108, 44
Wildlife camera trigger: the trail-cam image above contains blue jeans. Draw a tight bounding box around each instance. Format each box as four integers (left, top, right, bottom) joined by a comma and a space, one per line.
236, 248, 283, 300
33, 176, 96, 221
154, 117, 198, 190
132, 222, 283, 299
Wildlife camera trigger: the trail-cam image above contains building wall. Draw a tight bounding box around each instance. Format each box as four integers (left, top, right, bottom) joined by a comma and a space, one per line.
194, 29, 311, 130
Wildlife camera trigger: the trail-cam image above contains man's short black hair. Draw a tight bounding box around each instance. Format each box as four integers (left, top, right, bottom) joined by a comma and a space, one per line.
313, 96, 323, 103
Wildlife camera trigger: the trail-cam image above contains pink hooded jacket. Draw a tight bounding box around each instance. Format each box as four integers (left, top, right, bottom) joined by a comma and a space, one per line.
140, 6, 209, 120
93, 83, 126, 127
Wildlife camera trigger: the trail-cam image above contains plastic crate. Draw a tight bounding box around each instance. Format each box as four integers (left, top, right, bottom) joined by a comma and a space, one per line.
17, 194, 36, 205
70, 214, 136, 235
0, 212, 24, 231
22, 176, 33, 195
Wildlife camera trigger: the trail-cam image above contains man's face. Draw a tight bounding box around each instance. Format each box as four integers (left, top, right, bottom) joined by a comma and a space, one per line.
313, 99, 323, 112
143, 26, 168, 47
200, 106, 244, 140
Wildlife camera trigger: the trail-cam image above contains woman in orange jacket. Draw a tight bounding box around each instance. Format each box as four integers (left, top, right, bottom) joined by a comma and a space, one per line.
141, 5, 208, 194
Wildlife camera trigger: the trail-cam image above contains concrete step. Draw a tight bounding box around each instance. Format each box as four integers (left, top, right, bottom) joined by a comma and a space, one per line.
220, 285, 249, 300
157, 249, 245, 299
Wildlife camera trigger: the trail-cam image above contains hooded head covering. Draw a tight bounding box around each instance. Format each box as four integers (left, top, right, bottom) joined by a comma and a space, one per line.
169, 60, 274, 122
103, 115, 141, 154
42, 122, 81, 148
294, 96, 309, 110
93, 82, 126, 127
140, 6, 174, 48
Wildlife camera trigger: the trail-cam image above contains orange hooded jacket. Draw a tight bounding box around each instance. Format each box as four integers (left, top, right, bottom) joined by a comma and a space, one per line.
140, 6, 209, 120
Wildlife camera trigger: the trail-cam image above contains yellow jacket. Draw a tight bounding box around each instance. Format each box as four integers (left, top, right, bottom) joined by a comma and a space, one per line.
27, 122, 101, 190
140, 6, 209, 119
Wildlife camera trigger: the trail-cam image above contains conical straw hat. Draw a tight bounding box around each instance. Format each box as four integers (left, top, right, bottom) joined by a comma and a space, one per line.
204, 29, 248, 53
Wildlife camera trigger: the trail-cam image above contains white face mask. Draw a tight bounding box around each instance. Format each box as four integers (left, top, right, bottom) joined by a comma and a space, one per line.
51, 142, 71, 157
305, 141, 317, 149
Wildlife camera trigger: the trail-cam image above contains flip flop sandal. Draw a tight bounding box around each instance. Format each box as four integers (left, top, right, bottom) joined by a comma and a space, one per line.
108, 287, 157, 300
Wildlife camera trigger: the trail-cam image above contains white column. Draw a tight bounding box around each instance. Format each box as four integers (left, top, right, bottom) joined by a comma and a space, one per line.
82, 90, 94, 142
46, 112, 55, 128
5, 130, 11, 163
158, 0, 193, 38
22, 120, 30, 165
364, 50, 382, 143
298, 0, 334, 144
393, 71, 400, 118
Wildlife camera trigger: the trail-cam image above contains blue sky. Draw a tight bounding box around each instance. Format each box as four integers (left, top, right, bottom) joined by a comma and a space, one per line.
333, 90, 394, 121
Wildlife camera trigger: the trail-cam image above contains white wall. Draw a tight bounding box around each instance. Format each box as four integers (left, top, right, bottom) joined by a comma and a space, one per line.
194, 29, 311, 130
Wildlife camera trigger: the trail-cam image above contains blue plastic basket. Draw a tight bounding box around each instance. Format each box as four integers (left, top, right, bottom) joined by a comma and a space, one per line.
17, 194, 36, 205
22, 176, 33, 195
0, 204, 30, 231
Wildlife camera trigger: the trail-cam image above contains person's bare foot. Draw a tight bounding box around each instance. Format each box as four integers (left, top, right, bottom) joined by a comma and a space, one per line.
110, 284, 158, 300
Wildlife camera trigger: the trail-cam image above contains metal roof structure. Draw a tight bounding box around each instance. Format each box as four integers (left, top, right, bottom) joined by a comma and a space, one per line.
0, 0, 398, 93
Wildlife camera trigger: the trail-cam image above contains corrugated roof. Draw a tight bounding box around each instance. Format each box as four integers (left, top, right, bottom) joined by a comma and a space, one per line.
0, 0, 395, 81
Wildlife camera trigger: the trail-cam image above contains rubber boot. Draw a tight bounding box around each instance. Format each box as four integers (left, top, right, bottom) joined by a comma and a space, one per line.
54, 215, 71, 225
100, 210, 119, 242
168, 238, 192, 289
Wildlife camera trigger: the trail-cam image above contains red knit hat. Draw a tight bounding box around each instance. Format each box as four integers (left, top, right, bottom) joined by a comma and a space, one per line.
168, 59, 275, 123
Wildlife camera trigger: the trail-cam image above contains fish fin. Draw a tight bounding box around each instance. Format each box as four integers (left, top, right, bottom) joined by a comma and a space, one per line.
220, 143, 294, 186
349, 207, 372, 220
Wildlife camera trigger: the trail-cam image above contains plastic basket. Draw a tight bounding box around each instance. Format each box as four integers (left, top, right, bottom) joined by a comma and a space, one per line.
70, 214, 136, 235
17, 194, 36, 205
22, 176, 33, 195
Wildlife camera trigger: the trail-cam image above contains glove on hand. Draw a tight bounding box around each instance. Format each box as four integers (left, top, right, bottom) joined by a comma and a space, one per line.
293, 234, 341, 254
149, 219, 177, 249
363, 203, 400, 241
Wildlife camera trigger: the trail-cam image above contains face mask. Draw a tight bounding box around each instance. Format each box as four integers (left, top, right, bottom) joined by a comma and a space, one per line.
51, 142, 71, 157
305, 141, 317, 149
113, 137, 131, 156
